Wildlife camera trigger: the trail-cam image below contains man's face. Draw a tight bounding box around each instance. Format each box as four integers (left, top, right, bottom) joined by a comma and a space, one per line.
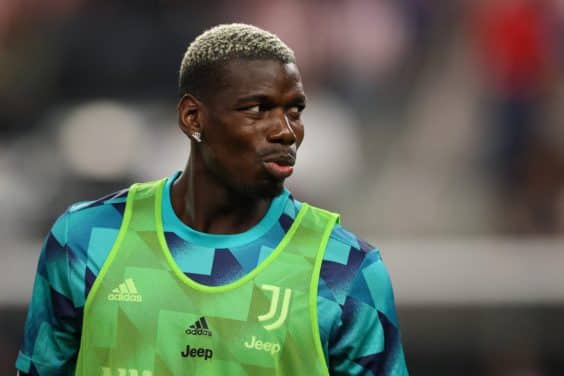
197, 58, 306, 198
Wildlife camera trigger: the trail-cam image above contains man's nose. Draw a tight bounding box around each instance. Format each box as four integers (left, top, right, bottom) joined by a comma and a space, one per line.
267, 109, 297, 145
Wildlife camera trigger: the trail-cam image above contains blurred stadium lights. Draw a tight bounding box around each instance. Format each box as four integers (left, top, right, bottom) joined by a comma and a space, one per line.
381, 238, 564, 305
57, 101, 144, 180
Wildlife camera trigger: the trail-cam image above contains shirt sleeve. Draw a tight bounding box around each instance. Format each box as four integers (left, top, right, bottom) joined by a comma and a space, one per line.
327, 248, 408, 375
16, 211, 82, 376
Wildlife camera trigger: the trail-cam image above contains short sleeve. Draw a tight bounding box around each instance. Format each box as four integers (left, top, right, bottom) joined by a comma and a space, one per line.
327, 247, 408, 375
16, 212, 82, 375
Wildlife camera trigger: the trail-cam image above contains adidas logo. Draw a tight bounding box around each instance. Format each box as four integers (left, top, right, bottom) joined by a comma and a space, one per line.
107, 278, 143, 303
185, 316, 212, 336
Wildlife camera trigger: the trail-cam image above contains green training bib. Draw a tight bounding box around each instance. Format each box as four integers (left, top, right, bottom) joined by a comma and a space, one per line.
76, 179, 338, 375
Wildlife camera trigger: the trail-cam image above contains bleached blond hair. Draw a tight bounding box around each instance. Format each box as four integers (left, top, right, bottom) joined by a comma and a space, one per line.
178, 23, 295, 99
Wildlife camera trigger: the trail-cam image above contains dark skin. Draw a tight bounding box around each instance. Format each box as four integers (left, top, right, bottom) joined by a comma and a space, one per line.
172, 58, 306, 234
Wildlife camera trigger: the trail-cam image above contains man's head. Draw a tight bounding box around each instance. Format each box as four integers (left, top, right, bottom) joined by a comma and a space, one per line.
178, 24, 306, 198
178, 23, 296, 102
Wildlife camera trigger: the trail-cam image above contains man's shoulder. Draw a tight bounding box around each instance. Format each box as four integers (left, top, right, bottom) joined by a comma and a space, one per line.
67, 187, 130, 216
55, 187, 131, 246
317, 219, 398, 323
330, 223, 380, 255
323, 212, 381, 254
323, 222, 382, 274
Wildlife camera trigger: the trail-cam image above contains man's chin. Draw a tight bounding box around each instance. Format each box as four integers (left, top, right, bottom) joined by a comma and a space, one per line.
240, 180, 285, 199
259, 183, 285, 199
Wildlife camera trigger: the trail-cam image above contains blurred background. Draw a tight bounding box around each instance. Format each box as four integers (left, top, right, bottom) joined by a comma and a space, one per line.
1, 0, 563, 374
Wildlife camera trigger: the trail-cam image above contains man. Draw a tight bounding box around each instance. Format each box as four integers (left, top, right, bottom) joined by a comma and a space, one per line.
16, 24, 408, 375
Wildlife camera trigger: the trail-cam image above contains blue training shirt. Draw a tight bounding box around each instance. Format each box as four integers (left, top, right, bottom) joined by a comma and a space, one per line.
16, 172, 408, 375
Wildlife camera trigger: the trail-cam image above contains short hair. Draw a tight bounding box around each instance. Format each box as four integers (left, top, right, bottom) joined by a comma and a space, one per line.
178, 23, 296, 100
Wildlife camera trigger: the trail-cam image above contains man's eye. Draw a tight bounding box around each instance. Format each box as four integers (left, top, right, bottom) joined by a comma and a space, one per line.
246, 105, 260, 113
287, 106, 304, 118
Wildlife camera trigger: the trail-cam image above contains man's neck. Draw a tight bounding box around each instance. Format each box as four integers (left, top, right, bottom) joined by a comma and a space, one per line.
170, 165, 273, 235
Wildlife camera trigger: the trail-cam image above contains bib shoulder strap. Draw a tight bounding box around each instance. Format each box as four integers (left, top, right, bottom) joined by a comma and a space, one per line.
124, 178, 167, 231
129, 178, 167, 200
301, 203, 341, 226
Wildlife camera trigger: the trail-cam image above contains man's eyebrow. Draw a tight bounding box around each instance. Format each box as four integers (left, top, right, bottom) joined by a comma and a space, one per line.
234, 94, 272, 104
289, 94, 307, 104
234, 93, 307, 105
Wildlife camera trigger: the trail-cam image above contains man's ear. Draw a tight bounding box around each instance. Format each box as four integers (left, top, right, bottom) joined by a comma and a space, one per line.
178, 94, 203, 142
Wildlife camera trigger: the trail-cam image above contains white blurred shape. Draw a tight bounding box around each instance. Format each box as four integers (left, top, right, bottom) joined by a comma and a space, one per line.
58, 101, 144, 179
0, 145, 25, 237
287, 93, 363, 199
557, 189, 564, 233
132, 120, 189, 180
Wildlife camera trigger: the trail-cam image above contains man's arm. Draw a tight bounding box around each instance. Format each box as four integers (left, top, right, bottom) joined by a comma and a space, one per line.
321, 228, 408, 375
331, 249, 407, 375
16, 212, 82, 376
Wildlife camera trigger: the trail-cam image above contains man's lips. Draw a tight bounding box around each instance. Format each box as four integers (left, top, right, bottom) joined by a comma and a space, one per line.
263, 161, 294, 179
262, 153, 296, 179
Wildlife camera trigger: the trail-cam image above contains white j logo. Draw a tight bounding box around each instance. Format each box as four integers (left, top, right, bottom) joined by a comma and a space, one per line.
258, 284, 292, 331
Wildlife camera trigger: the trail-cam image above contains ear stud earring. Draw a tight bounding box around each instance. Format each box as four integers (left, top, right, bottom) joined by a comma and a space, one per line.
192, 132, 202, 143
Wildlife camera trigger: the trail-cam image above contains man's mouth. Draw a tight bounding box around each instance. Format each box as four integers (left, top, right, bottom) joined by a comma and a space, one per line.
262, 154, 296, 179
263, 161, 294, 179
